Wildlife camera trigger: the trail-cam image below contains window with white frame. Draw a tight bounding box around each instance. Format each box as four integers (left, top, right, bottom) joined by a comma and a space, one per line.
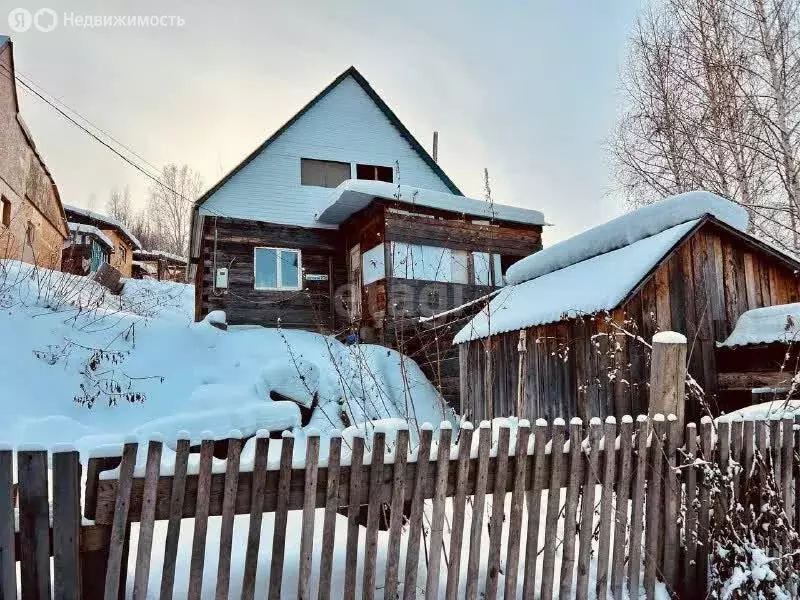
472, 251, 503, 286
254, 247, 302, 290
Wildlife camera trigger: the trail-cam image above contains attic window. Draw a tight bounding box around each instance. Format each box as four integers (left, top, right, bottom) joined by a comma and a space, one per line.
301, 159, 351, 188
0, 197, 9, 227
356, 164, 393, 183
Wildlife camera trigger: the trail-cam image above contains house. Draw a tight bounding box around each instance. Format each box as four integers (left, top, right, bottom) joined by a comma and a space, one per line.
715, 302, 800, 409
0, 36, 68, 269
132, 249, 187, 281
62, 206, 142, 277
455, 192, 800, 424
61, 223, 113, 275
188, 67, 545, 400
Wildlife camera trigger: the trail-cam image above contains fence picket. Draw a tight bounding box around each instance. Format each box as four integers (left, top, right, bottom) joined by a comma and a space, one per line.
425, 425, 453, 600
241, 435, 269, 600
522, 420, 547, 599
771, 418, 781, 484
215, 437, 242, 600
188, 439, 215, 600
795, 416, 800, 532
133, 440, 163, 600
595, 417, 617, 599
662, 416, 680, 593
503, 422, 530, 600
465, 423, 491, 600
343, 435, 365, 600
103, 442, 137, 600
697, 419, 713, 598
559, 419, 584, 599
0, 449, 14, 600
611, 417, 633, 600
52, 449, 81, 600
298, 433, 320, 600
683, 423, 698, 593
540, 420, 566, 600
384, 428, 409, 600
627, 416, 648, 597
362, 431, 386, 600
160, 437, 189, 600
576, 419, 601, 599
644, 416, 665, 599
730, 419, 743, 505
269, 433, 295, 600
444, 424, 473, 600
743, 419, 755, 510
484, 426, 510, 600
317, 435, 341, 600
782, 417, 793, 526
403, 428, 433, 600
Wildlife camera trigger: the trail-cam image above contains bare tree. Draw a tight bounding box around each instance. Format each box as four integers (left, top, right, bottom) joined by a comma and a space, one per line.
146, 164, 202, 256
105, 185, 133, 227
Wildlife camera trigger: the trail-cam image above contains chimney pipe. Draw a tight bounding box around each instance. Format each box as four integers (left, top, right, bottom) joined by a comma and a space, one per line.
432, 131, 439, 163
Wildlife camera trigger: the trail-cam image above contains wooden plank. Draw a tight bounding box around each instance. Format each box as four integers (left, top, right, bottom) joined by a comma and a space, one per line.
103, 442, 137, 600
770, 418, 782, 486
744, 252, 759, 308
628, 416, 648, 597
611, 417, 633, 600
159, 438, 189, 600
465, 423, 491, 600
241, 435, 269, 600
484, 426, 510, 600
298, 433, 320, 600
743, 419, 755, 506
215, 438, 242, 600
444, 424, 474, 600
133, 440, 163, 600
0, 450, 15, 600
425, 425, 453, 600
559, 419, 584, 599
717, 370, 796, 390
403, 428, 433, 600
268, 433, 295, 600
188, 439, 214, 600
795, 417, 800, 532
683, 423, 698, 592
782, 417, 793, 526
644, 417, 665, 599
317, 435, 340, 600
522, 421, 547, 599
696, 419, 713, 597
576, 419, 601, 599
662, 416, 680, 593
540, 420, 566, 600
730, 419, 743, 505
343, 436, 365, 600
384, 428, 409, 599
53, 450, 81, 600
362, 432, 386, 600
502, 422, 530, 600
595, 417, 617, 599
654, 266, 672, 331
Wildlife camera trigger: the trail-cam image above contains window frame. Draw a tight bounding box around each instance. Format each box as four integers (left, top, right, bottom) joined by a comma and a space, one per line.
253, 246, 303, 291
0, 197, 10, 228
300, 158, 352, 188
356, 163, 394, 183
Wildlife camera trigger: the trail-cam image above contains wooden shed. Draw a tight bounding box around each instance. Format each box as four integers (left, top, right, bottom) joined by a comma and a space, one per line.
455, 193, 800, 425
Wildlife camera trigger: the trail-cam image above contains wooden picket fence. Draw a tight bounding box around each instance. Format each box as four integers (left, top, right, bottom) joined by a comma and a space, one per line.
2, 412, 799, 599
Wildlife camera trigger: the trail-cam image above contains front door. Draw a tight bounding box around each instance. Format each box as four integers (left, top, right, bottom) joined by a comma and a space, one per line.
348, 244, 361, 322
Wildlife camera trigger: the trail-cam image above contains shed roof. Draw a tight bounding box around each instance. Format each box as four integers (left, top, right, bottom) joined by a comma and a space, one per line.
719, 303, 800, 347
63, 205, 142, 250
67, 222, 113, 250
133, 250, 188, 265
316, 180, 545, 226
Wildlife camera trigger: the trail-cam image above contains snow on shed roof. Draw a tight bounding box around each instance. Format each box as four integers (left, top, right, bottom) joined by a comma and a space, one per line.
63, 205, 142, 250
315, 179, 546, 226
133, 250, 188, 264
506, 191, 747, 285
453, 219, 700, 344
67, 222, 113, 250
719, 303, 800, 347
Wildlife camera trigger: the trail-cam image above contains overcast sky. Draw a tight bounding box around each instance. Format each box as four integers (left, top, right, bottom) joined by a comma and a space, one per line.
3, 0, 644, 243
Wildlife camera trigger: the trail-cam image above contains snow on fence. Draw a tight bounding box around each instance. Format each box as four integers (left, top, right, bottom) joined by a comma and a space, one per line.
3, 413, 799, 599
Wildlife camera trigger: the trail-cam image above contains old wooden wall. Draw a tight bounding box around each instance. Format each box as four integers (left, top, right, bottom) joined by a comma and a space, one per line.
459, 221, 800, 423
198, 217, 347, 330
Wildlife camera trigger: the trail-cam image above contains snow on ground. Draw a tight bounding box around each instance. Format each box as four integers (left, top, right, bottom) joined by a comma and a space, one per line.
0, 260, 453, 461
719, 302, 800, 347
717, 400, 800, 423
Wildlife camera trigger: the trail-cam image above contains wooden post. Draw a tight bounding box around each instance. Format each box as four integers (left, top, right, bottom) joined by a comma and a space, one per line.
53, 449, 81, 600
18, 449, 51, 600
517, 330, 528, 418
648, 332, 687, 427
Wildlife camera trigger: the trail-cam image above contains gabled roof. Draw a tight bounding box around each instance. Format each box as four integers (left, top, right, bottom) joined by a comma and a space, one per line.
63, 205, 142, 250
454, 192, 800, 344
195, 66, 461, 211
316, 180, 545, 226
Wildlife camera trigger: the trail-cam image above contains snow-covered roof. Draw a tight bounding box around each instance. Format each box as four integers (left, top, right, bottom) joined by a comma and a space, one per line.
454, 219, 700, 343
63, 205, 142, 250
133, 250, 188, 264
506, 191, 747, 285
719, 303, 800, 347
315, 180, 546, 226
67, 222, 113, 250
131, 260, 158, 275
